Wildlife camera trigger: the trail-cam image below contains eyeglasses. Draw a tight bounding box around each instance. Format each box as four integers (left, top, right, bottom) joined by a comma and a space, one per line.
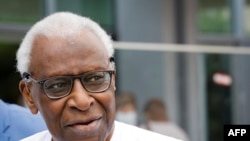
23, 70, 115, 99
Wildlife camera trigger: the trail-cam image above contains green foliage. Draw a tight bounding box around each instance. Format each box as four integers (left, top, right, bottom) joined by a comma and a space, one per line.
0, 0, 43, 24
198, 7, 231, 34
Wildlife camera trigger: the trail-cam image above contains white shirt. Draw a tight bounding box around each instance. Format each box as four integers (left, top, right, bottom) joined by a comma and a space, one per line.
141, 121, 189, 141
20, 130, 50, 141
21, 121, 181, 141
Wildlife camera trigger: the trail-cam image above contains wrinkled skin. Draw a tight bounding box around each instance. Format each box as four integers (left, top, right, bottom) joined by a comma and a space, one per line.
19, 28, 116, 141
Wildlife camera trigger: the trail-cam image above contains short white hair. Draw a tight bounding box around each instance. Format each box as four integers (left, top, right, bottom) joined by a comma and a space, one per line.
16, 12, 114, 76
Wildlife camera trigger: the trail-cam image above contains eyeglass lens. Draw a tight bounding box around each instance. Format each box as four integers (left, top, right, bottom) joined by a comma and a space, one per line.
43, 71, 112, 99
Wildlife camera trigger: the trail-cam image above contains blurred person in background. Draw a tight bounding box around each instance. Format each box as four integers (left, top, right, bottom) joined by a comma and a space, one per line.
115, 92, 139, 126
141, 98, 190, 141
0, 99, 46, 141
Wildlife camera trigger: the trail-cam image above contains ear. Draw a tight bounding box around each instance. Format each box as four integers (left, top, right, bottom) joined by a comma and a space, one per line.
19, 80, 39, 114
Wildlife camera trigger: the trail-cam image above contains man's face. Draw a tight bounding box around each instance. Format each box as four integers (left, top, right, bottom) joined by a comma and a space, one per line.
24, 29, 116, 141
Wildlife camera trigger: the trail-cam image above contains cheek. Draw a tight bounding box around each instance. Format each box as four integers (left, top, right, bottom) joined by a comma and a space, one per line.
37, 98, 66, 137
31, 86, 64, 127
96, 91, 116, 120
39, 100, 64, 120
96, 77, 116, 115
107, 96, 116, 119
30, 85, 44, 110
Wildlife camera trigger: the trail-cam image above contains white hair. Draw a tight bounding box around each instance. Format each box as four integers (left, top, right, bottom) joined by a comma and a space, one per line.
16, 12, 114, 76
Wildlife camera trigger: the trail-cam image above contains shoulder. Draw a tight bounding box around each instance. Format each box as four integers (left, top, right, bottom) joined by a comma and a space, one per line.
20, 130, 51, 141
6, 101, 47, 133
0, 99, 44, 127
148, 121, 189, 141
4, 101, 46, 128
0, 100, 47, 140
112, 121, 182, 141
0, 99, 33, 118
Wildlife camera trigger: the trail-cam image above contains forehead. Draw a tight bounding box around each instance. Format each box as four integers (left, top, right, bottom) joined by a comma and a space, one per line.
29, 29, 110, 78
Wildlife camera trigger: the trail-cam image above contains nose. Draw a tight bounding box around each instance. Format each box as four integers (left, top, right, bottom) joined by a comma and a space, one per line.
66, 79, 94, 111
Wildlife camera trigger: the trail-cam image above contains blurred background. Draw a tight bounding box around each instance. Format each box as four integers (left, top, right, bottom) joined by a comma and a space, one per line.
0, 0, 250, 141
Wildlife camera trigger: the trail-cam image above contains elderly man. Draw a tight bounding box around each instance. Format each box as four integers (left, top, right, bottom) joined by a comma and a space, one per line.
17, 12, 181, 141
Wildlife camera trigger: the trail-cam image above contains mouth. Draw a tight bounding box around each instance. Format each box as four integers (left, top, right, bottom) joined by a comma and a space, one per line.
66, 117, 102, 134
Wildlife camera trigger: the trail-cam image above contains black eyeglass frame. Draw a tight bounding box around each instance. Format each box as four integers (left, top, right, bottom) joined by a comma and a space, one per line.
23, 70, 115, 99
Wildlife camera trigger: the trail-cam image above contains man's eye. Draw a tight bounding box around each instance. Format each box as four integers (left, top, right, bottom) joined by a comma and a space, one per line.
87, 75, 105, 82
48, 83, 67, 89
44, 79, 69, 90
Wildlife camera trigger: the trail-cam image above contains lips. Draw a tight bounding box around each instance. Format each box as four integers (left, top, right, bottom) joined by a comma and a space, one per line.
65, 116, 102, 134
67, 117, 101, 126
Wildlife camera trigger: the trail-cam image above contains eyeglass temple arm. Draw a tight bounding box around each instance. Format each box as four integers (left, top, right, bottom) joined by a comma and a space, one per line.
110, 57, 114, 62
22, 72, 30, 79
